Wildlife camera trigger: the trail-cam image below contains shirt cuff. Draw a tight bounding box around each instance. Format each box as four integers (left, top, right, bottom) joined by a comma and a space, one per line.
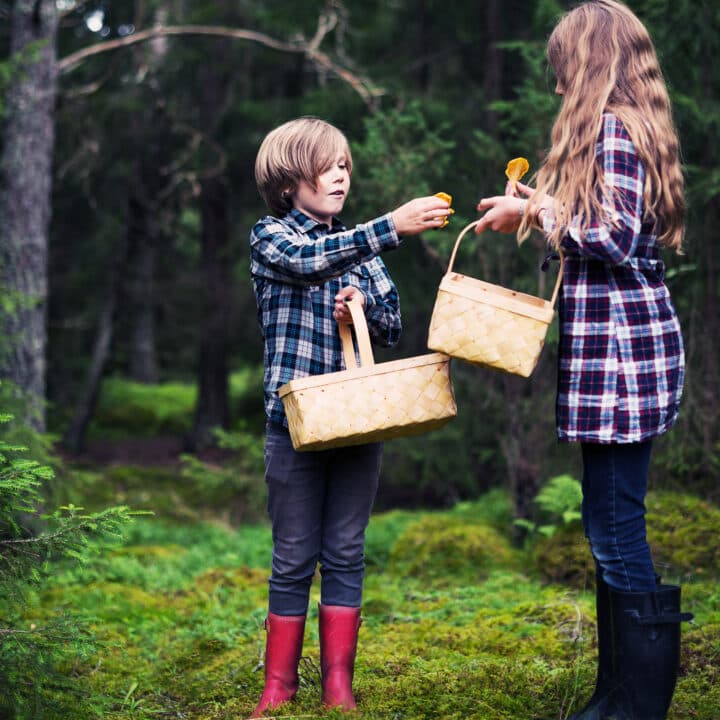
364, 213, 400, 254
360, 287, 375, 310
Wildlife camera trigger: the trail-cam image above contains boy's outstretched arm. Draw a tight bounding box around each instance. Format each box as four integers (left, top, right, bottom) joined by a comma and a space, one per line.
391, 196, 451, 236
250, 197, 450, 285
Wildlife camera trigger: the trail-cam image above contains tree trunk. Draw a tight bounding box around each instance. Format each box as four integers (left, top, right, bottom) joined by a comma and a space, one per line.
186, 176, 231, 451
699, 196, 719, 466
0, 0, 58, 431
62, 234, 130, 452
482, 0, 503, 136
126, 183, 160, 384
186, 40, 233, 451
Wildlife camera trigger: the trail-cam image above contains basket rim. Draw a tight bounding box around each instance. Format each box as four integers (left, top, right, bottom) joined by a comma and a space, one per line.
438, 273, 555, 323
278, 352, 450, 397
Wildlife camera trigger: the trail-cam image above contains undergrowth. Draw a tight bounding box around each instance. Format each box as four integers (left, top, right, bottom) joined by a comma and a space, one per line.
23, 489, 720, 720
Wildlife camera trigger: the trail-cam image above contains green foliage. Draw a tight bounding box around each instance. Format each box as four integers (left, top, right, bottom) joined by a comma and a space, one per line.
348, 101, 456, 213
91, 377, 197, 436
0, 415, 142, 718
485, 40, 560, 160
90, 368, 264, 438
179, 428, 266, 525
515, 473, 583, 539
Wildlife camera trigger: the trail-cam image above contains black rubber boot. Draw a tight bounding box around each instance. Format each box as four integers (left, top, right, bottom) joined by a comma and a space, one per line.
602, 583, 693, 720
566, 573, 613, 719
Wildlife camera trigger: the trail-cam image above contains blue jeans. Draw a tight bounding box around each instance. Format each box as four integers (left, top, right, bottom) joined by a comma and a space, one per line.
264, 425, 382, 616
581, 441, 657, 592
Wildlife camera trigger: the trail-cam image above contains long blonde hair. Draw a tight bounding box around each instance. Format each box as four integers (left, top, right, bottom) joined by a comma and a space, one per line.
521, 0, 684, 251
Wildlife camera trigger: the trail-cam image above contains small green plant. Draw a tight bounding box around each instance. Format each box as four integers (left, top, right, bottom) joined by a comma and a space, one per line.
0, 413, 144, 718
515, 473, 583, 538
179, 428, 266, 524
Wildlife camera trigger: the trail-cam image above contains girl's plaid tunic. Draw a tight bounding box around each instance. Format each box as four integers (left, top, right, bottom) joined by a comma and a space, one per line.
550, 113, 684, 443
250, 208, 402, 429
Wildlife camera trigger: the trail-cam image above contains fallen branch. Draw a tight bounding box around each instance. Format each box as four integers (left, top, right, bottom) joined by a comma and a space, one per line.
57, 18, 384, 110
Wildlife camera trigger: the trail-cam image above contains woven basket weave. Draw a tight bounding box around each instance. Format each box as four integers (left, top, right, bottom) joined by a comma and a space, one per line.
427, 220, 563, 378
279, 299, 456, 451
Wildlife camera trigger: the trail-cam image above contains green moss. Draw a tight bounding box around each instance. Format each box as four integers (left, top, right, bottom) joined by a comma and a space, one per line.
646, 492, 720, 580
531, 492, 720, 589
532, 523, 596, 589
389, 516, 519, 586
447, 489, 514, 535
23, 503, 719, 720
90, 368, 264, 438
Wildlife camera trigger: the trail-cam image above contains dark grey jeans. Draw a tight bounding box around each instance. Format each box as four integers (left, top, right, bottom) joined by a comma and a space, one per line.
264, 425, 382, 616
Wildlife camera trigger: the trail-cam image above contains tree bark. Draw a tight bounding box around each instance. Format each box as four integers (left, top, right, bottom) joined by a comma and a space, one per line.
61, 238, 129, 453
0, 0, 58, 431
125, 182, 160, 384
186, 175, 231, 451
482, 0, 503, 136
699, 196, 719, 466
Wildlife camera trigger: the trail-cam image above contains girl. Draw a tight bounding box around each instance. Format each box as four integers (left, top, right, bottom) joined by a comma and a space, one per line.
475, 2, 692, 718
249, 117, 449, 717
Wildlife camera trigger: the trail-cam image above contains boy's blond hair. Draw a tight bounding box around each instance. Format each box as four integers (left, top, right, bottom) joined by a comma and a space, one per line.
255, 117, 353, 217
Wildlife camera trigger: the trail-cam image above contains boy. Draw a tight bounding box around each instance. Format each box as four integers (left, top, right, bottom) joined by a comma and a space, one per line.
249, 116, 449, 717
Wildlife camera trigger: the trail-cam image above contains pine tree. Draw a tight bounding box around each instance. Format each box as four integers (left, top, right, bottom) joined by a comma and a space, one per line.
0, 414, 140, 718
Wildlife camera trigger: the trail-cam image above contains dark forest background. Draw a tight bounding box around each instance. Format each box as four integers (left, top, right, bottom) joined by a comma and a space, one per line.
1, 3, 719, 719
1, 0, 718, 517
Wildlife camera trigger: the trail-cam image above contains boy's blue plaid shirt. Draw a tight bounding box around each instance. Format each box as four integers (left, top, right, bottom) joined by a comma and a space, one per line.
250, 208, 402, 428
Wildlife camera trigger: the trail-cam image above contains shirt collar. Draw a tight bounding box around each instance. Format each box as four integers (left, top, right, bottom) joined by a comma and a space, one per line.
287, 207, 345, 234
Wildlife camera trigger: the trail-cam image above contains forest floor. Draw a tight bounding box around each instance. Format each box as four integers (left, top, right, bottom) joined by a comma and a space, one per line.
32, 461, 720, 720
61, 436, 187, 466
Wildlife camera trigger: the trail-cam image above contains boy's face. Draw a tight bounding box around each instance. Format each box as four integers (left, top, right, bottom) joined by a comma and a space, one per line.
293, 154, 350, 226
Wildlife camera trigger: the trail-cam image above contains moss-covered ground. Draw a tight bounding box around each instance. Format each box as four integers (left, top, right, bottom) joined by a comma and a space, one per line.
32, 473, 719, 720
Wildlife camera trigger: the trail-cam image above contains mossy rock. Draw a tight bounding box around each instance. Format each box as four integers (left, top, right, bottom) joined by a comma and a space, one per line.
388, 516, 517, 586
646, 492, 720, 580
533, 523, 595, 589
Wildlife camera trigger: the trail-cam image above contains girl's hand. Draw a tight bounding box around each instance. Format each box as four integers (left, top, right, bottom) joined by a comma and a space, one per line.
391, 196, 451, 236
475, 195, 526, 234
476, 181, 555, 234
333, 286, 365, 323
513, 181, 555, 226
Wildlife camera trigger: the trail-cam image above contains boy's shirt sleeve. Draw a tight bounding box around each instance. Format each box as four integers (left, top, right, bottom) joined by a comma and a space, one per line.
251, 212, 400, 284
560, 113, 645, 265
358, 258, 402, 348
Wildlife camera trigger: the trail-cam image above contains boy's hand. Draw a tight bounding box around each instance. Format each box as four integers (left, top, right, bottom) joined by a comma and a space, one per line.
391, 196, 451, 236
333, 286, 365, 323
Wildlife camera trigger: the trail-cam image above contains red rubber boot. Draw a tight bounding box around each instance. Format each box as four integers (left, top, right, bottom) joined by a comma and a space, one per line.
249, 613, 306, 718
319, 604, 362, 711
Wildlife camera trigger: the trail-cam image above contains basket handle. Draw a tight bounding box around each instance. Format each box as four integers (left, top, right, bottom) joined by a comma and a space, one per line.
447, 220, 564, 308
338, 297, 375, 369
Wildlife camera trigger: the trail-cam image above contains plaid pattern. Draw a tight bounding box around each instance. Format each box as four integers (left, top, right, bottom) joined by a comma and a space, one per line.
250, 208, 402, 428
552, 113, 684, 443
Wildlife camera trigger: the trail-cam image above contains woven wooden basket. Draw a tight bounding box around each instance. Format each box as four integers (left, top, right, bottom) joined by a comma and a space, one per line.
427, 220, 563, 378
279, 299, 457, 451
